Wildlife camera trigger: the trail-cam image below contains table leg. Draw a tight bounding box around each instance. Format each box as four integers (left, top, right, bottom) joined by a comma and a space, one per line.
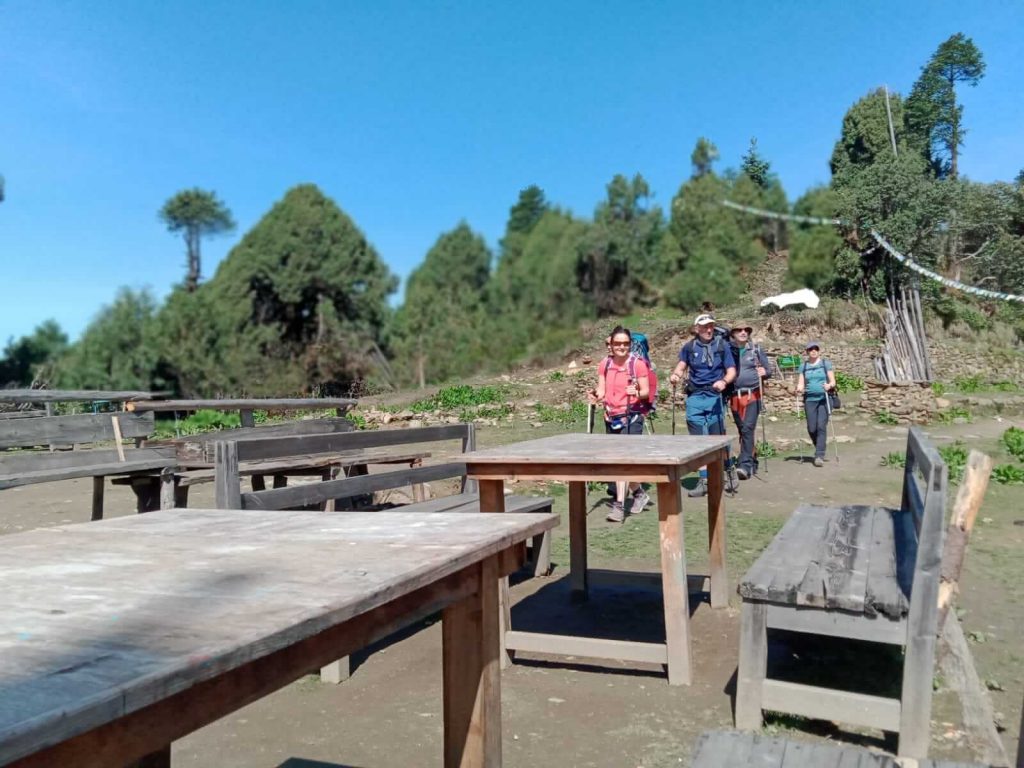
658, 469, 693, 686
91, 476, 105, 521
321, 466, 337, 512
128, 745, 171, 767
158, 469, 175, 510
478, 480, 511, 669
443, 555, 502, 768
568, 480, 588, 599
411, 458, 426, 502
706, 448, 729, 609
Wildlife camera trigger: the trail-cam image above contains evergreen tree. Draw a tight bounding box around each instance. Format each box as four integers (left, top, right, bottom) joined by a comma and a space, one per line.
0, 320, 68, 386
906, 33, 985, 179
690, 138, 719, 179
393, 223, 491, 386
740, 138, 771, 188
159, 188, 236, 292
158, 184, 397, 396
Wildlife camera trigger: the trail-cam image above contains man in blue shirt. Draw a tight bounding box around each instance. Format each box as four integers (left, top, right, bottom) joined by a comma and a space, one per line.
669, 314, 737, 497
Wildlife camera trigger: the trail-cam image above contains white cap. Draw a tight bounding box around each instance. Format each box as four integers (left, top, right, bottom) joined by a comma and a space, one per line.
693, 313, 715, 326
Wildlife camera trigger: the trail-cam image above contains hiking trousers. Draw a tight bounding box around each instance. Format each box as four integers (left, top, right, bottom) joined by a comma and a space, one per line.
685, 390, 732, 475
730, 397, 762, 474
804, 395, 829, 459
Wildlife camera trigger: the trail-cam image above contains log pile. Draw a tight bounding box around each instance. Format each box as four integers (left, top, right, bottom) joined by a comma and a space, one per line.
874, 287, 934, 383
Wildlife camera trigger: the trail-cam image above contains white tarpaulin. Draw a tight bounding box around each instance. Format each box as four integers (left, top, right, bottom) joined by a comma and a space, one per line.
760, 288, 820, 309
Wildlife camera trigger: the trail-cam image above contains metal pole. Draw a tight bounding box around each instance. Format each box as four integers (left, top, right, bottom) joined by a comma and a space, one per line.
671, 383, 677, 435
758, 374, 768, 473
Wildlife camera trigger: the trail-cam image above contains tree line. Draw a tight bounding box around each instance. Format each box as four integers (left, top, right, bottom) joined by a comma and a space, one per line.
3, 33, 1022, 396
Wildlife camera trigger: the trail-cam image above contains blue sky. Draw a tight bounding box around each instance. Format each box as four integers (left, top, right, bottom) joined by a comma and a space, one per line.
2, 0, 1022, 342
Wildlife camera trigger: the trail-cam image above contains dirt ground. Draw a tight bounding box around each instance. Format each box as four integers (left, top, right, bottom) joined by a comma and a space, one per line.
2, 412, 1021, 767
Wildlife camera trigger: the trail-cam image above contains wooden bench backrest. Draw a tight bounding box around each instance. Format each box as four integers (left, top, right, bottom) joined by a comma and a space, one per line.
170, 417, 355, 463
214, 423, 477, 510
900, 427, 948, 641
0, 412, 155, 451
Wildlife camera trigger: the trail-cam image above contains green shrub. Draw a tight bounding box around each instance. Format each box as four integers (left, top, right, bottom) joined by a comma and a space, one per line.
931, 381, 947, 396
993, 464, 1024, 485
1001, 427, 1024, 461
875, 411, 899, 425
756, 441, 776, 458
991, 380, 1021, 393
410, 384, 511, 413
547, 371, 565, 383
880, 452, 906, 468
938, 442, 968, 484
936, 406, 972, 424
534, 401, 587, 425
345, 412, 369, 430
953, 375, 985, 393
834, 371, 864, 393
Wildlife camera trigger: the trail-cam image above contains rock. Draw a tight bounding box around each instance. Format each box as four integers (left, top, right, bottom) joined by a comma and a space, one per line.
500, 374, 511, 382
835, 435, 856, 443
408, 419, 423, 429
396, 409, 414, 420
381, 413, 392, 425
523, 400, 538, 408
567, 361, 578, 369
530, 422, 544, 428
581, 355, 593, 365
935, 398, 951, 409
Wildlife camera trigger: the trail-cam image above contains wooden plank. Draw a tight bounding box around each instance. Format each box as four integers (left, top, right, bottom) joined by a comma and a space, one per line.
169, 418, 354, 463
463, 433, 732, 467
735, 601, 768, 729
467, 462, 671, 483
938, 614, 1010, 767
864, 507, 912, 619
443, 556, 502, 768
658, 468, 692, 686
760, 680, 901, 732
0, 412, 155, 449
503, 630, 668, 665
568, 481, 588, 597
232, 423, 469, 462
899, 454, 947, 759
214, 441, 241, 509
0, 456, 179, 491
110, 415, 126, 462
0, 446, 175, 475
766, 604, 906, 645
0, 389, 153, 404
706, 450, 728, 608
240, 462, 466, 510
238, 410, 255, 428
461, 422, 478, 494
126, 398, 357, 413
794, 506, 875, 613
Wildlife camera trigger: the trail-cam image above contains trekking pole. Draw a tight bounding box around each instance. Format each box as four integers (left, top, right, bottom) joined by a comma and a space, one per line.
825, 388, 839, 463
671, 382, 677, 435
797, 395, 805, 463
587, 403, 595, 435
758, 374, 768, 473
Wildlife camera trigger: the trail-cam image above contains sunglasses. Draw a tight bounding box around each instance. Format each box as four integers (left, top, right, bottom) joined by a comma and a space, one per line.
734, 327, 753, 334
806, 346, 820, 352
611, 341, 631, 348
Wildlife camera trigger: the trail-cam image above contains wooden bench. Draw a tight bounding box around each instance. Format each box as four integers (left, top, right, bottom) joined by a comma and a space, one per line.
737, 427, 948, 759
0, 410, 176, 520
212, 423, 555, 684
690, 730, 983, 767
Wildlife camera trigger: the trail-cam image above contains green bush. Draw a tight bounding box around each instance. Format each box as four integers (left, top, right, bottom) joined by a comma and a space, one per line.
993, 464, 1024, 485
953, 375, 985, 393
875, 411, 899, 425
938, 442, 968, 484
1001, 427, 1024, 461
410, 384, 511, 413
547, 371, 565, 383
534, 401, 587, 425
931, 381, 947, 396
756, 441, 776, 458
936, 406, 972, 424
880, 452, 906, 468
834, 371, 864, 393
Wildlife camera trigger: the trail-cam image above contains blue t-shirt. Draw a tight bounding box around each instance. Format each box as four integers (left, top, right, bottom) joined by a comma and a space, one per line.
802, 359, 833, 398
680, 338, 736, 388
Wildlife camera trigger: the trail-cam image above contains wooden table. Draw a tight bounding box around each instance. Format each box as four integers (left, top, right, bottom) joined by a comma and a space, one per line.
464, 433, 733, 686
0, 509, 557, 768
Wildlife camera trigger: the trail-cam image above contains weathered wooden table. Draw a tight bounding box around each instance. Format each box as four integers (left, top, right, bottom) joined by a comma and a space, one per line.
0, 509, 557, 768
463, 433, 732, 686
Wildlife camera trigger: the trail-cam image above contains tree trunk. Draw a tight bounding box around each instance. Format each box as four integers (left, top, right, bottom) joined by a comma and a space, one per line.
417, 336, 426, 389
185, 229, 201, 293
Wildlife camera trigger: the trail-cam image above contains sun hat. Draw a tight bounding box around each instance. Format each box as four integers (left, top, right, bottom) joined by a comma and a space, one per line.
693, 313, 715, 326
805, 340, 821, 350
730, 321, 754, 335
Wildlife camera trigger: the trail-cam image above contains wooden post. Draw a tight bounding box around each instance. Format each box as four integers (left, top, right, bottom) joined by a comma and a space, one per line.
91, 476, 105, 521
706, 449, 729, 608
568, 480, 588, 599
735, 600, 767, 728
478, 479, 509, 669
239, 409, 255, 428
158, 469, 176, 510
938, 450, 993, 630
411, 458, 427, 502
443, 556, 502, 768
462, 423, 478, 494
111, 415, 126, 462
214, 441, 241, 509
658, 468, 692, 686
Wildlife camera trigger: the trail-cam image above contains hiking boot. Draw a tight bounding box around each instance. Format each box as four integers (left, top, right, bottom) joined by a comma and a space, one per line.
606, 501, 626, 523
736, 467, 750, 480
687, 479, 708, 498
631, 488, 650, 514
813, 456, 824, 467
